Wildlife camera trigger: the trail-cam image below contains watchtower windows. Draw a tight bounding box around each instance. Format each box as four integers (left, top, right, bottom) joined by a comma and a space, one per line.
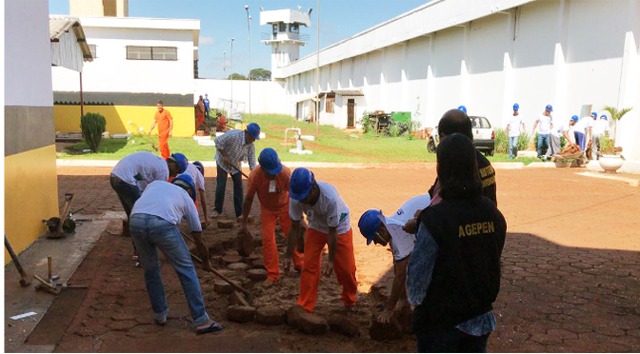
290, 23, 299, 34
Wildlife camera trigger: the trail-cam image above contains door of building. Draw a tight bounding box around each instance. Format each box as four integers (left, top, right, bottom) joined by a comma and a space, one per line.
347, 99, 355, 128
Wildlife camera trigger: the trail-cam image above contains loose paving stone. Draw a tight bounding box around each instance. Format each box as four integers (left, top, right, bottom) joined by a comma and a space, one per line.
228, 291, 252, 307
297, 311, 328, 335
214, 280, 234, 294
106, 320, 138, 331
256, 306, 287, 326
227, 305, 256, 323
328, 315, 360, 337
369, 314, 403, 341
222, 254, 243, 264
218, 220, 235, 229
227, 262, 250, 271
247, 268, 268, 281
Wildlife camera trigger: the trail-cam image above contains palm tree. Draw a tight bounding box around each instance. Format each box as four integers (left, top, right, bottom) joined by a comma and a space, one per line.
602, 105, 633, 146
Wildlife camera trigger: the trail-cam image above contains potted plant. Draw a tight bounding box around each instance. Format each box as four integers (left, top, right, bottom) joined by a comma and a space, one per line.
598, 105, 633, 173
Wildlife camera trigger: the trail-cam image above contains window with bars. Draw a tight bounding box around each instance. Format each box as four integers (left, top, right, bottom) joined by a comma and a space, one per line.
126, 46, 177, 60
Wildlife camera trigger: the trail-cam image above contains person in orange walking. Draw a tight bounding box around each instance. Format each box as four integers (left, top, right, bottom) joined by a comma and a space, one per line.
149, 100, 173, 159
195, 95, 206, 133
240, 148, 303, 288
284, 167, 357, 313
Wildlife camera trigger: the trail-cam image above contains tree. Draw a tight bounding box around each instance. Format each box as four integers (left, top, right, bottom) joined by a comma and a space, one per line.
249, 68, 271, 81
228, 73, 247, 80
602, 105, 633, 146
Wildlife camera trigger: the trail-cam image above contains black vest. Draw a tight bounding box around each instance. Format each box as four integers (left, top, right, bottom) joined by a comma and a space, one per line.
413, 196, 506, 333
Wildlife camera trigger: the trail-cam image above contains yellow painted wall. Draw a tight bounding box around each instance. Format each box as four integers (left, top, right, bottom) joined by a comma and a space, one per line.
54, 105, 197, 138
4, 145, 59, 264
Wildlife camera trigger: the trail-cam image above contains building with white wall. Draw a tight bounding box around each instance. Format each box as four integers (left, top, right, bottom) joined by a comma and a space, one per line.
273, 0, 639, 159
51, 5, 201, 137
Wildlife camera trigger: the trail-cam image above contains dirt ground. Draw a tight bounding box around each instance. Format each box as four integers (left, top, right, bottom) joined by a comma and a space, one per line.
19, 163, 640, 352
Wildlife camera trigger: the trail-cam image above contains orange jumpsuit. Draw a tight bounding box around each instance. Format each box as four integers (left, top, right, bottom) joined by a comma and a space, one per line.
154, 109, 173, 159
195, 100, 205, 132
246, 166, 303, 281
297, 228, 357, 312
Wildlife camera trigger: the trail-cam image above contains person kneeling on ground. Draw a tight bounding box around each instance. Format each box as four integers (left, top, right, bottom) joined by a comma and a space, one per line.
129, 174, 223, 335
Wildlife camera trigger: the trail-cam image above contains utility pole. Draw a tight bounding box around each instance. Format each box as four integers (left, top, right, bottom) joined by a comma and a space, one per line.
245, 5, 252, 120
229, 38, 234, 118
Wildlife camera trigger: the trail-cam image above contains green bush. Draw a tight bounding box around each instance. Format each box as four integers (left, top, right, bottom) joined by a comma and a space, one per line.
494, 129, 508, 154
359, 112, 373, 133
517, 131, 532, 151
388, 124, 401, 137
81, 112, 107, 152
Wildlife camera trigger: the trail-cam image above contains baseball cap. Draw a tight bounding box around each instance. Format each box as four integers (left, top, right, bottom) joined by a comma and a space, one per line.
545, 104, 553, 112
169, 153, 188, 173
173, 174, 196, 202
193, 161, 204, 176
289, 167, 315, 201
571, 115, 579, 122
358, 209, 383, 245
258, 148, 282, 175
591, 112, 597, 118
513, 103, 520, 111
600, 114, 608, 120
457, 105, 467, 113
246, 123, 261, 140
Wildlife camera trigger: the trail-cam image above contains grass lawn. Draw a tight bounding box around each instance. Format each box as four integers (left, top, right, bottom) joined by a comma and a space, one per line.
58, 114, 539, 164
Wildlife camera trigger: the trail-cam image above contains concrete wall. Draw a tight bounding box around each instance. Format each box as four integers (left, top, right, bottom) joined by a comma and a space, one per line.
193, 79, 288, 116
5, 0, 59, 261
278, 0, 640, 159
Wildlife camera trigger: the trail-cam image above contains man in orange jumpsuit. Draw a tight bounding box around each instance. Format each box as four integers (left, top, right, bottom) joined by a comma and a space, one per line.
284, 167, 357, 313
240, 148, 303, 288
195, 95, 206, 133
149, 100, 173, 159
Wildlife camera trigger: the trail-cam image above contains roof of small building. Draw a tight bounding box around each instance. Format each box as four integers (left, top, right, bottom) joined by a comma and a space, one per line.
49, 16, 93, 63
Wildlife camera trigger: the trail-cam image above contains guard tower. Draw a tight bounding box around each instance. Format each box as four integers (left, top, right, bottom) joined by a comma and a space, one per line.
70, 0, 129, 17
260, 7, 311, 78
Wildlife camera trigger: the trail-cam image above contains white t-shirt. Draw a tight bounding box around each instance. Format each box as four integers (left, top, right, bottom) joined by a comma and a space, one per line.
111, 151, 169, 191
289, 181, 351, 235
573, 117, 591, 133
382, 194, 431, 262
181, 163, 205, 191
131, 181, 202, 232
507, 115, 524, 137
560, 121, 576, 144
535, 114, 552, 135
592, 119, 610, 137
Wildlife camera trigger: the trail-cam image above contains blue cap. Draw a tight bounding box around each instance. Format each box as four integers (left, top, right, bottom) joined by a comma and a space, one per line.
358, 209, 383, 245
571, 115, 579, 122
258, 148, 282, 175
169, 153, 188, 173
247, 123, 261, 140
173, 174, 196, 202
513, 103, 519, 111
591, 112, 597, 118
289, 167, 315, 201
600, 114, 608, 120
193, 161, 204, 176
545, 104, 553, 112
457, 105, 467, 113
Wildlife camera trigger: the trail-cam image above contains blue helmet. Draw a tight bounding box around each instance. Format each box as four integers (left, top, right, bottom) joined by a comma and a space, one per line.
457, 105, 467, 113
246, 123, 261, 140
193, 161, 204, 176
258, 148, 282, 175
571, 115, 579, 122
545, 104, 553, 112
358, 209, 383, 245
173, 174, 196, 202
513, 103, 520, 111
169, 153, 188, 173
289, 167, 315, 201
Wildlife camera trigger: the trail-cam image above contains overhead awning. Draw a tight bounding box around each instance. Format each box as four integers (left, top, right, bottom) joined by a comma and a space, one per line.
50, 16, 93, 72
318, 89, 365, 97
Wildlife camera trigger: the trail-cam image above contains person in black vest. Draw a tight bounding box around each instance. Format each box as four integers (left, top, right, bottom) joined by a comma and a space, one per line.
407, 133, 507, 352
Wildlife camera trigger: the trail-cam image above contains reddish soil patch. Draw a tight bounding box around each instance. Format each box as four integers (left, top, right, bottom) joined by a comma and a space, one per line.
34, 164, 640, 352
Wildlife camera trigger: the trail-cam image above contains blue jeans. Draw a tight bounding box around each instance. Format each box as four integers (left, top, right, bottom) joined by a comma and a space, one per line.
416, 328, 490, 353
537, 134, 550, 157
129, 214, 210, 327
214, 164, 243, 217
110, 174, 141, 218
575, 131, 585, 151
508, 136, 518, 159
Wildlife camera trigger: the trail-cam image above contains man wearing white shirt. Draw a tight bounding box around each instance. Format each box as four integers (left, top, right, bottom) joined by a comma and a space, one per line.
180, 161, 209, 227
532, 104, 553, 160
357, 194, 431, 322
592, 114, 610, 157
574, 112, 596, 151
505, 103, 525, 159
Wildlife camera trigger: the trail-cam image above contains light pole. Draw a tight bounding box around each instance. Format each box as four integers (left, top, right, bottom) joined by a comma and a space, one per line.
229, 38, 234, 118
245, 5, 252, 120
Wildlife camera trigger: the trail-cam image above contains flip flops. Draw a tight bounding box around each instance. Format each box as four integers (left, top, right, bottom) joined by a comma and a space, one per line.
210, 211, 221, 218
196, 321, 223, 335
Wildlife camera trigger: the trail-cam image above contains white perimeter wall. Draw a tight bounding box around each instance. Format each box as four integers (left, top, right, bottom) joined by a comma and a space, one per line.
280, 0, 640, 158
52, 20, 195, 95
194, 79, 288, 115
5, 0, 53, 106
